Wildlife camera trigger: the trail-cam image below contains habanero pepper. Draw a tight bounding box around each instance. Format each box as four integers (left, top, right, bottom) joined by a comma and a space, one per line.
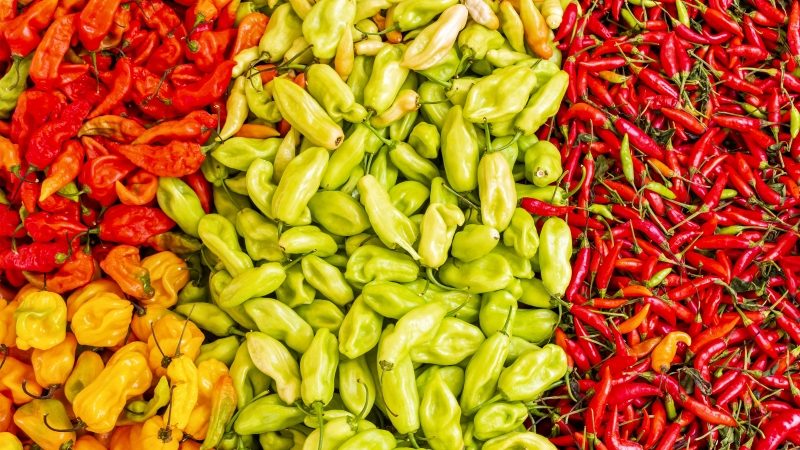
172, 60, 235, 114
25, 98, 91, 169
186, 29, 235, 72
79, 153, 137, 206
116, 140, 205, 178
115, 169, 159, 206
24, 211, 87, 242
100, 244, 154, 299
29, 13, 77, 88
4, 0, 58, 57
98, 204, 176, 245
89, 57, 132, 118
39, 138, 84, 201
78, 0, 122, 50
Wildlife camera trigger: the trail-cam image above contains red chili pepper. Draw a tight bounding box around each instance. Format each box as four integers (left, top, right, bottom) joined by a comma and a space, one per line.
231, 12, 268, 56
29, 13, 77, 88
115, 140, 205, 178
4, 0, 58, 56
554, 2, 578, 41
78, 0, 121, 50
89, 57, 132, 118
186, 29, 235, 72
519, 197, 572, 216
586, 365, 612, 437
0, 241, 69, 272
24, 99, 91, 169
98, 204, 175, 245
789, 1, 800, 58
24, 211, 88, 242
181, 170, 212, 213
79, 154, 137, 206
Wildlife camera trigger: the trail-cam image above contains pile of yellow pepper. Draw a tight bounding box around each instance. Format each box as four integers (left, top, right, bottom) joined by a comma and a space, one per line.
0, 251, 237, 450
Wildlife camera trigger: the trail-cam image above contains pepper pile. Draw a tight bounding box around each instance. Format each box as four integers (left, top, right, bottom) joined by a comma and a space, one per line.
539, 0, 800, 449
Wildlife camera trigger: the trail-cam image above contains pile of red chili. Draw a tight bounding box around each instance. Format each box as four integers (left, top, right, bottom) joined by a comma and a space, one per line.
532, 1, 800, 449
0, 0, 260, 294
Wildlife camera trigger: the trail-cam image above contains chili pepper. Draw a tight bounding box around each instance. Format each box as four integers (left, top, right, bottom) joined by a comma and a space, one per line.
25, 99, 91, 169
29, 13, 76, 88
116, 140, 204, 177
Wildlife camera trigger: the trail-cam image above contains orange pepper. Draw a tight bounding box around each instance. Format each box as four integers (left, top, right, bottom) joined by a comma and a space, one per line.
22, 247, 98, 294
137, 415, 182, 450
230, 12, 268, 55
147, 313, 204, 377
651, 331, 692, 373
0, 394, 13, 432
115, 170, 159, 206
0, 357, 41, 404
130, 306, 172, 342
109, 425, 135, 450
629, 336, 662, 358
519, 0, 552, 58
0, 135, 20, 172
39, 139, 84, 201
100, 245, 154, 299
140, 252, 190, 309
234, 123, 281, 139
0, 299, 17, 348
31, 332, 77, 387
74, 435, 109, 450
617, 304, 651, 334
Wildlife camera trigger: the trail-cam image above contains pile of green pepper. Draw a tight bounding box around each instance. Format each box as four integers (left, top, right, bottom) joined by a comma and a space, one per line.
160, 0, 572, 447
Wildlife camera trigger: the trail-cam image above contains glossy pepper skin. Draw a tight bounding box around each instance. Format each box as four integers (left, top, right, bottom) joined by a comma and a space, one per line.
301, 327, 339, 414
64, 350, 104, 403
538, 216, 572, 297
410, 317, 484, 365
157, 177, 206, 237
244, 297, 314, 352
302, 0, 356, 60
0, 55, 32, 119
14, 290, 67, 350
375, 326, 420, 434
473, 401, 529, 440
338, 355, 377, 416
364, 44, 410, 114
441, 105, 480, 192
246, 331, 302, 404
358, 175, 421, 259
338, 295, 383, 359
271, 77, 344, 150
479, 151, 517, 232
497, 344, 568, 401
31, 332, 77, 388
13, 399, 75, 450
272, 146, 329, 225
460, 308, 514, 415
420, 367, 464, 450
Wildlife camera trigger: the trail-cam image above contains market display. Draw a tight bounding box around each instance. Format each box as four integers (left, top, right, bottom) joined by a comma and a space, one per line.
1, 0, 800, 448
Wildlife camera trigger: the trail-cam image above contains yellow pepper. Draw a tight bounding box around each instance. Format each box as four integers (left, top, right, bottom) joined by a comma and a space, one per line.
0, 394, 13, 432
14, 290, 67, 350
165, 356, 199, 431
0, 432, 22, 450
0, 357, 42, 404
13, 283, 42, 301
32, 332, 78, 388
73, 342, 153, 433
13, 399, 76, 450
137, 415, 182, 450
131, 306, 173, 342
74, 435, 109, 450
140, 252, 191, 309
64, 350, 105, 404
0, 299, 17, 348
184, 359, 228, 440
66, 280, 126, 320
70, 292, 134, 347
147, 314, 204, 377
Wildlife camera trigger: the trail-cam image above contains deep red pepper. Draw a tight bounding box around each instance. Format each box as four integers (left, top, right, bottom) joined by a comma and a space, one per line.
98, 204, 175, 245
25, 99, 92, 169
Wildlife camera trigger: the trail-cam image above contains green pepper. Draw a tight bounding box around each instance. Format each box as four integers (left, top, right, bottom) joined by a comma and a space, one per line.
408, 122, 440, 159
358, 175, 421, 259
418, 81, 451, 130
210, 270, 259, 330
243, 297, 314, 352
361, 280, 425, 319
199, 214, 254, 277
213, 185, 252, 225
420, 367, 464, 450
451, 223, 500, 262
230, 343, 271, 408
271, 146, 329, 225
321, 124, 385, 190
278, 225, 339, 257
259, 3, 303, 61
479, 151, 517, 232
499, 1, 525, 53
491, 244, 533, 279
458, 22, 505, 60
0, 56, 32, 119
301, 254, 355, 305
304, 409, 355, 428
514, 70, 569, 135
392, 0, 458, 30
441, 105, 479, 192
300, 327, 339, 419
517, 277, 553, 308
418, 202, 465, 269
156, 177, 205, 237
416, 365, 464, 398
538, 216, 572, 297
409, 280, 482, 323
416, 46, 460, 82
347, 55, 373, 104
247, 331, 302, 404
272, 78, 344, 150
212, 137, 281, 171
245, 158, 277, 218
306, 64, 367, 122
524, 140, 563, 187
345, 244, 420, 287
339, 429, 396, 449
460, 307, 514, 415
377, 301, 449, 371
438, 252, 513, 293
177, 281, 208, 304
304, 416, 377, 450
338, 295, 383, 358
462, 65, 538, 123
375, 326, 420, 434
473, 402, 529, 441
307, 191, 371, 236
295, 300, 345, 333
196, 335, 240, 366
401, 5, 468, 70
235, 208, 284, 262
174, 302, 239, 336
503, 208, 539, 259
445, 77, 478, 107
480, 290, 558, 343
276, 263, 316, 307
515, 183, 568, 205
369, 146, 399, 190
497, 344, 568, 401
245, 69, 283, 123
258, 429, 299, 450
234, 394, 307, 434
224, 173, 250, 196
389, 142, 440, 185
125, 376, 171, 422
485, 47, 533, 68
364, 45, 410, 114
302, 0, 356, 59
339, 355, 377, 416
507, 336, 539, 364
410, 317, 484, 365
219, 263, 286, 308
389, 181, 430, 216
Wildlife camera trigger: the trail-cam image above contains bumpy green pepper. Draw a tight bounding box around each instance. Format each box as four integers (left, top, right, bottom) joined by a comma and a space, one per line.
278, 225, 338, 257
438, 252, 513, 294
301, 328, 339, 416
417, 46, 460, 82
230, 343, 271, 408
497, 344, 568, 401
503, 208, 539, 259
259, 3, 303, 61
514, 70, 569, 135
420, 367, 464, 450
338, 296, 383, 358
389, 142, 440, 185
361, 280, 425, 319
480, 290, 558, 342
408, 280, 481, 323
463, 65, 538, 123
376, 326, 420, 434
410, 317, 484, 365
441, 105, 479, 192
364, 45, 410, 114
388, 106, 419, 142
358, 175, 421, 259
460, 307, 514, 415
276, 264, 316, 307
473, 402, 529, 441
271, 146, 329, 225
234, 394, 306, 434
196, 335, 240, 366
157, 177, 205, 237
339, 355, 377, 415
302, 0, 356, 59
418, 81, 451, 130
377, 301, 449, 371
539, 216, 572, 297
295, 300, 345, 333
389, 181, 430, 216
219, 263, 286, 308
236, 209, 284, 262
408, 122, 440, 159
224, 173, 250, 196
201, 156, 230, 187
272, 78, 344, 150
0, 56, 32, 119
515, 183, 568, 205
306, 64, 367, 122
418, 203, 465, 269
246, 159, 277, 218
445, 77, 478, 107
451, 223, 500, 262
322, 124, 385, 190
392, 0, 457, 30
479, 151, 517, 232
524, 139, 563, 187
369, 146, 399, 190
307, 191, 370, 236
259, 429, 306, 450
458, 22, 505, 60
174, 302, 239, 337
199, 214, 254, 276
245, 69, 283, 123
485, 47, 533, 68
345, 244, 420, 287
247, 331, 302, 404
339, 429, 396, 450
212, 137, 280, 171
244, 297, 314, 352
347, 55, 373, 104
416, 365, 464, 398
302, 254, 355, 305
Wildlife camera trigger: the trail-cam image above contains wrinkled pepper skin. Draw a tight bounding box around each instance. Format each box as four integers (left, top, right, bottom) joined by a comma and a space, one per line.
497, 344, 568, 401
473, 402, 529, 440
272, 146, 329, 225
420, 367, 463, 450
440, 105, 479, 192
13, 399, 75, 450
14, 290, 67, 350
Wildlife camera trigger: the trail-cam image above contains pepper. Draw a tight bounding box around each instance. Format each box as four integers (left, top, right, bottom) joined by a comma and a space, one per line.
441, 105, 480, 192
480, 290, 558, 342
156, 177, 205, 238
31, 332, 77, 388
258, 3, 302, 61
146, 313, 204, 376
389, 142, 440, 185
524, 140, 562, 186
212, 137, 280, 171
463, 65, 537, 123
198, 214, 254, 276
98, 205, 175, 245
306, 64, 367, 123
473, 401, 528, 440
375, 325, 420, 434
25, 99, 91, 169
418, 202, 465, 269
13, 399, 75, 450
410, 317, 484, 365
78, 0, 121, 50
514, 70, 568, 135
503, 208, 539, 259
218, 263, 286, 308
307, 190, 371, 236
364, 44, 410, 114
483, 432, 558, 450
29, 13, 76, 88
345, 244, 420, 288
139, 252, 190, 309
439, 252, 514, 293
186, 29, 235, 72
300, 326, 339, 429
378, 301, 449, 371
300, 254, 354, 306
235, 208, 283, 262
271, 77, 344, 150
302, 0, 355, 59
0, 433, 22, 450
174, 303, 239, 338
243, 297, 313, 352
389, 181, 431, 216
538, 217, 572, 297
338, 355, 376, 416
138, 415, 182, 450
358, 174, 421, 259
14, 290, 67, 350
99, 245, 153, 299
64, 350, 104, 403
246, 331, 301, 404
278, 225, 338, 256
479, 151, 517, 232
497, 344, 568, 401
271, 145, 329, 225
419, 367, 463, 449
173, 60, 236, 114
164, 356, 198, 431
402, 4, 468, 70
200, 373, 236, 450
230, 343, 270, 408
460, 307, 514, 415
126, 376, 170, 424
295, 299, 345, 333
393, 0, 457, 30
451, 224, 501, 262
116, 140, 205, 177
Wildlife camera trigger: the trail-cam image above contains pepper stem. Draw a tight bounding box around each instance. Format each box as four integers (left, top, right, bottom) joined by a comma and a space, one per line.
315, 401, 324, 450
